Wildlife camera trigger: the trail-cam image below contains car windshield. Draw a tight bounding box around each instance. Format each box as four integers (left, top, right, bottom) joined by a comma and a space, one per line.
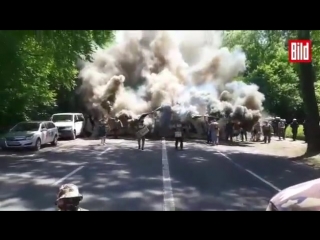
11, 122, 40, 132
52, 115, 73, 122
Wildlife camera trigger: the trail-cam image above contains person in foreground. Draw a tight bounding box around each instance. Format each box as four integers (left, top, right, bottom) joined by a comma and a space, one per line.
266, 178, 320, 211
56, 184, 88, 211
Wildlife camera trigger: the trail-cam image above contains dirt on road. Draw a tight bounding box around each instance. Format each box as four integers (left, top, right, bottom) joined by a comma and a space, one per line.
250, 137, 306, 158
241, 137, 320, 169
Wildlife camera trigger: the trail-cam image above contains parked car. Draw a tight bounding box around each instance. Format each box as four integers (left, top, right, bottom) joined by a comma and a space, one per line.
0, 121, 58, 151
266, 178, 320, 211
51, 113, 84, 140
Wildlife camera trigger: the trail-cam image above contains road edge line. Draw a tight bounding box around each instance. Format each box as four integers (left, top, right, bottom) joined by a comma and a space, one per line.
217, 151, 281, 193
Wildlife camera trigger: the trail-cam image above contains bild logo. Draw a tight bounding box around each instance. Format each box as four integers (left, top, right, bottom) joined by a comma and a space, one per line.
288, 40, 312, 63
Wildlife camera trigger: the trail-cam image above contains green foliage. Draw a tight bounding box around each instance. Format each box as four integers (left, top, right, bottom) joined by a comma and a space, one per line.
0, 30, 114, 129
224, 30, 320, 120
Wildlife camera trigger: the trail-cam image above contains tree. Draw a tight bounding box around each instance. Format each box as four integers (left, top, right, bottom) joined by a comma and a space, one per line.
224, 30, 304, 118
297, 30, 320, 152
0, 30, 114, 130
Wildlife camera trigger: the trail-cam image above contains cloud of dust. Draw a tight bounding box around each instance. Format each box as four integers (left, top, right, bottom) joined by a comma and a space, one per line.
78, 30, 265, 129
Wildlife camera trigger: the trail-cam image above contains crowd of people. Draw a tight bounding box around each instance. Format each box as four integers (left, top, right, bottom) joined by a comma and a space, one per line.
205, 117, 306, 145
251, 117, 304, 143
93, 114, 307, 151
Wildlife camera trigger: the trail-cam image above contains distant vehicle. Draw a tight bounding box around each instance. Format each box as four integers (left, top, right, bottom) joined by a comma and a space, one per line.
266, 178, 320, 211
0, 121, 58, 151
51, 113, 84, 140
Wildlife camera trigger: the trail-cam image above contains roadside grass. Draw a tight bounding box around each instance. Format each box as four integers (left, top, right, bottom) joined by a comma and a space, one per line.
254, 126, 320, 169
284, 127, 320, 168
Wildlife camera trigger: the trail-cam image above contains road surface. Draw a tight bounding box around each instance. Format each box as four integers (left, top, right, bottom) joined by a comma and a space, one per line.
0, 138, 319, 211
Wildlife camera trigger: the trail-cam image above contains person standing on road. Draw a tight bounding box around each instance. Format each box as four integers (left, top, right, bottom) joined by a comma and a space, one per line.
98, 120, 107, 145
251, 123, 257, 141
272, 117, 280, 137
209, 120, 216, 145
240, 124, 247, 142
206, 119, 212, 144
225, 120, 233, 142
56, 184, 88, 211
136, 119, 146, 150
262, 120, 273, 143
283, 119, 289, 140
173, 120, 184, 150
233, 122, 239, 141
256, 121, 262, 141
211, 120, 219, 145
278, 119, 286, 140
108, 117, 123, 139
290, 118, 299, 141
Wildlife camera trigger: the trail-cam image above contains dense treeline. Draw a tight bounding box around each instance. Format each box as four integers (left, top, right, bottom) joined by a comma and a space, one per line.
1, 30, 319, 150
225, 30, 320, 152
0, 30, 114, 130
224, 30, 320, 120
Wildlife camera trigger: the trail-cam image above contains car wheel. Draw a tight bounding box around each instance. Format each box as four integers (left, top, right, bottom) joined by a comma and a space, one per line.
34, 138, 41, 151
51, 135, 58, 146
71, 130, 76, 140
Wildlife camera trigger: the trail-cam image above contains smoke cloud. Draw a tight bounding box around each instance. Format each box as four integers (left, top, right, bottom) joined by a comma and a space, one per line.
78, 31, 265, 130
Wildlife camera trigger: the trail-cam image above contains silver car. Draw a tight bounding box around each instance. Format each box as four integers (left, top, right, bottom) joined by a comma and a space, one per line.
0, 121, 58, 151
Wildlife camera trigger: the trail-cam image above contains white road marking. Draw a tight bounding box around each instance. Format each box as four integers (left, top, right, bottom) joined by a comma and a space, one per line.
24, 154, 35, 157
52, 166, 85, 186
97, 140, 125, 156
218, 151, 281, 192
98, 147, 111, 156
161, 138, 175, 211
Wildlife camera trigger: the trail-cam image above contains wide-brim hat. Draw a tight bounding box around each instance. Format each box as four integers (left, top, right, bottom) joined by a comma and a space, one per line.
57, 184, 83, 200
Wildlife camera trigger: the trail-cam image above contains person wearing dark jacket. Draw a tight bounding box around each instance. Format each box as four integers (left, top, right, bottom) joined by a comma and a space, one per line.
262, 121, 273, 143
290, 119, 299, 141
272, 117, 280, 137
225, 121, 233, 142
283, 119, 289, 140
206, 120, 212, 144
173, 121, 184, 150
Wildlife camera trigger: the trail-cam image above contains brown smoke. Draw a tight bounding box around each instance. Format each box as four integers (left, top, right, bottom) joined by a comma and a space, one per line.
78, 31, 265, 128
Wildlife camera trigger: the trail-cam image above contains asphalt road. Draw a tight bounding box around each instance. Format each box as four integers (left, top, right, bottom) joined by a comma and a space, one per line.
0, 137, 319, 211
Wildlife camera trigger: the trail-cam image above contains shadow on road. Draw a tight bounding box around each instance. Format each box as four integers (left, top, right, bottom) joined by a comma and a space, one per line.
165, 141, 320, 211
0, 140, 163, 211
166, 144, 274, 211
225, 151, 320, 190
1, 138, 319, 211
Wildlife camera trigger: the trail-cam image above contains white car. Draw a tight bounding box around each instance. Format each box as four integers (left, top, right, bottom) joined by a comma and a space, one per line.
0, 121, 58, 151
51, 113, 84, 140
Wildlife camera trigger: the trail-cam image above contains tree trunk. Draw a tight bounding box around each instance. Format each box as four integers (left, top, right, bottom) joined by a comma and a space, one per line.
297, 30, 320, 152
